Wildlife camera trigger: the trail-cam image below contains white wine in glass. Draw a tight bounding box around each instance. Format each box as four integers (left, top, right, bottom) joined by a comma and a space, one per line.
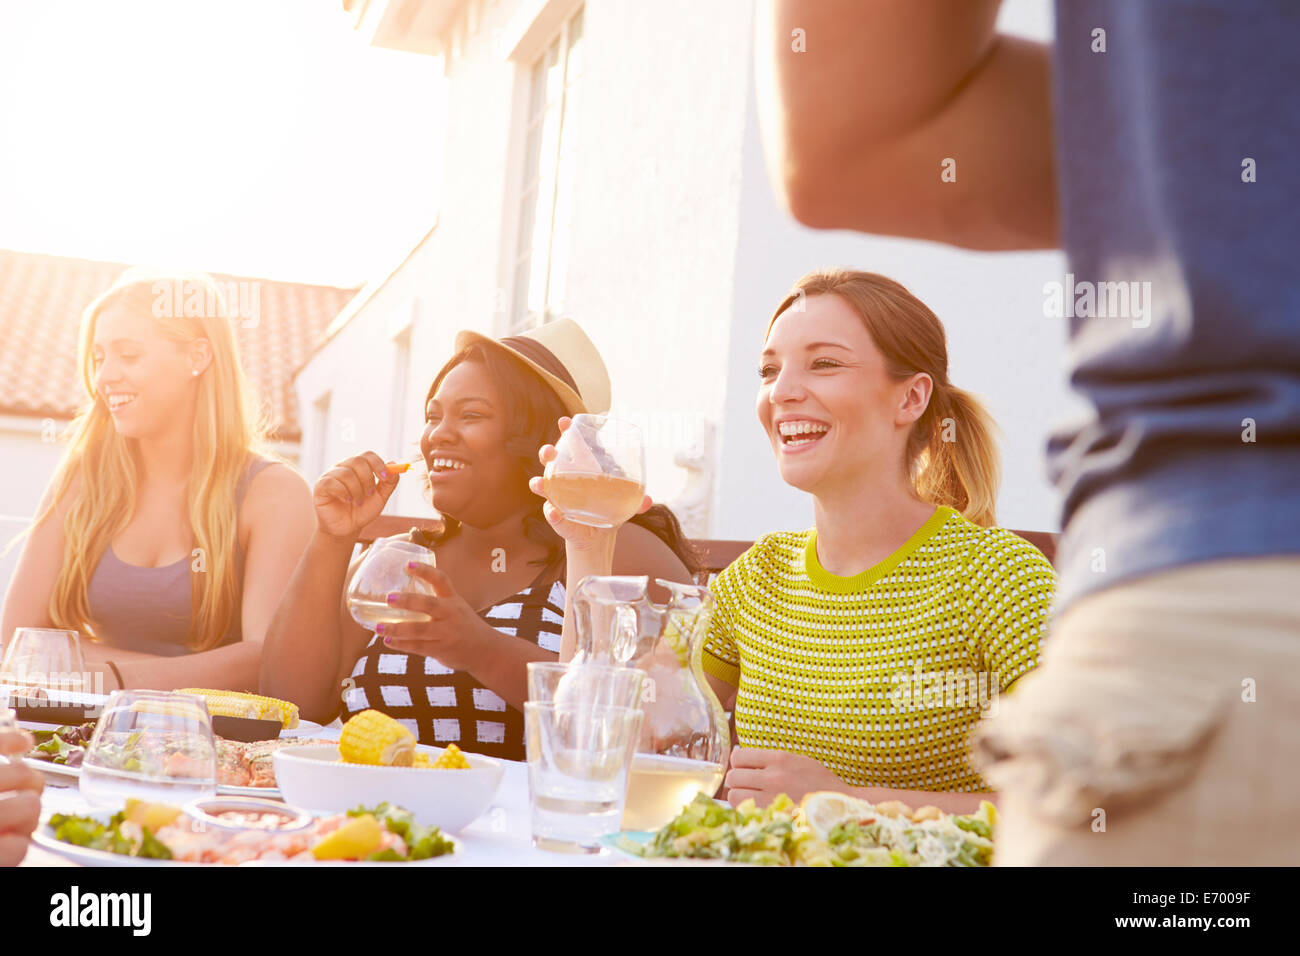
543, 414, 646, 528
346, 538, 436, 631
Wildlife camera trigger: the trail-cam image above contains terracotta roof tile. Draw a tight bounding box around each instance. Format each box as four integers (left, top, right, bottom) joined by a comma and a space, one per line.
0, 249, 358, 441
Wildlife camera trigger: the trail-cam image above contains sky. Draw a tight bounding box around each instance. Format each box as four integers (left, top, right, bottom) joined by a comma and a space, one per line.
0, 0, 447, 287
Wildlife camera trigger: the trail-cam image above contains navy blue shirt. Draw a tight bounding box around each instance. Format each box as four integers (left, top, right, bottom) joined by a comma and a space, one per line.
1046, 0, 1300, 611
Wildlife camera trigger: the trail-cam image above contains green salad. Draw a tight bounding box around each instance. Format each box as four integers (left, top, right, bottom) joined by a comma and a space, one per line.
47, 811, 174, 859
347, 802, 456, 861
622, 793, 997, 867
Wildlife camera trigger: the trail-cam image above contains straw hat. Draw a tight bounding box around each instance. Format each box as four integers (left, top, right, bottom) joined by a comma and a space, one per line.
455, 319, 610, 416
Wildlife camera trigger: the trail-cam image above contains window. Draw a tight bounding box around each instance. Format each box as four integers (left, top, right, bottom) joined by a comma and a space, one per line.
510, 4, 584, 332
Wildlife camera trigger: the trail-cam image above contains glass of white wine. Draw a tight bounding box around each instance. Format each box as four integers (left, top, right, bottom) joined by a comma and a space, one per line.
346, 538, 437, 631
543, 414, 646, 529
0, 627, 86, 697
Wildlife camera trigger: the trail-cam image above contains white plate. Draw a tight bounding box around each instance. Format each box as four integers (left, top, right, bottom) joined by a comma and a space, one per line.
278, 720, 326, 739
23, 757, 282, 798
33, 810, 459, 867
24, 757, 82, 779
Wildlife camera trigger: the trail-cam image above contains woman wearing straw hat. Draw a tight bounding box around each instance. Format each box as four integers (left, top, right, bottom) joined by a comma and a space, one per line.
261, 320, 699, 760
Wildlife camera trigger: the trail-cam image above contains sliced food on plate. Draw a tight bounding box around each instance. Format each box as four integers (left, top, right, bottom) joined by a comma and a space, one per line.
621, 791, 997, 867
42, 799, 455, 865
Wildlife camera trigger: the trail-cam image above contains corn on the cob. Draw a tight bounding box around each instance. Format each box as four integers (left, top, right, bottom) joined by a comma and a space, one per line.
412, 742, 471, 769
339, 710, 415, 767
431, 742, 471, 769
177, 689, 300, 730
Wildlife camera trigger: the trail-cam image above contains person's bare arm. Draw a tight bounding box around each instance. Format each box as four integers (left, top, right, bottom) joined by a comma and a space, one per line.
235, 464, 316, 651
260, 454, 403, 722
757, 0, 1058, 249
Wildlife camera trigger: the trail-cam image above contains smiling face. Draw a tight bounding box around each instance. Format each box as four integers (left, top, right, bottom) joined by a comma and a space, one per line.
420, 358, 535, 525
757, 293, 931, 497
91, 302, 204, 440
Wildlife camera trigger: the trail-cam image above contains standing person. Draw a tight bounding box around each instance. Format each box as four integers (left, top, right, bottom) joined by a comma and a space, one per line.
538, 270, 1056, 814
756, 1, 1300, 863
1, 268, 315, 690
260, 320, 698, 760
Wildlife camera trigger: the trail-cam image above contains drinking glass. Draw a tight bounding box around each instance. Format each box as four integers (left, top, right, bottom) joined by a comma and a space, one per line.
346, 538, 437, 631
526, 661, 648, 709
0, 628, 86, 696
525, 702, 643, 854
80, 690, 218, 808
543, 414, 646, 528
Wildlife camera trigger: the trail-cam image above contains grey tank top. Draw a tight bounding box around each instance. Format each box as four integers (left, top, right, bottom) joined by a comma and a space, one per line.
85, 457, 275, 656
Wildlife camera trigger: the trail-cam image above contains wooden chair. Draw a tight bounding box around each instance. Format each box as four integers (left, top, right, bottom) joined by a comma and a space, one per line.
361, 515, 1059, 578
358, 514, 444, 546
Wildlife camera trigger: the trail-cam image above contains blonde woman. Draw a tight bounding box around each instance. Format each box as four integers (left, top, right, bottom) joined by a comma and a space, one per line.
0, 269, 314, 691
542, 269, 1057, 814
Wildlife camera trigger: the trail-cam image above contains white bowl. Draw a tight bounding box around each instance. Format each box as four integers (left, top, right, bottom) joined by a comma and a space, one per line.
272, 743, 504, 833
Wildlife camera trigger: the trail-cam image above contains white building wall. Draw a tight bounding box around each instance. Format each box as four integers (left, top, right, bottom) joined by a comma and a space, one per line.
307, 0, 1081, 544
0, 421, 73, 607
562, 0, 751, 513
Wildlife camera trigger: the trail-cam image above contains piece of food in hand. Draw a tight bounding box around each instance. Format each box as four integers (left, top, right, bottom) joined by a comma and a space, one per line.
339, 710, 415, 767
177, 689, 300, 730
388, 461, 412, 474
311, 814, 383, 860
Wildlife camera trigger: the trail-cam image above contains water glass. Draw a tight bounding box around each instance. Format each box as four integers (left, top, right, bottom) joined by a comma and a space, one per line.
80, 690, 218, 809
526, 661, 648, 709
525, 702, 643, 854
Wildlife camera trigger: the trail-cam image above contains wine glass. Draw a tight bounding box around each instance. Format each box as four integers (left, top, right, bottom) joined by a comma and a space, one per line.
346, 538, 437, 631
543, 414, 646, 528
80, 690, 218, 808
0, 628, 86, 698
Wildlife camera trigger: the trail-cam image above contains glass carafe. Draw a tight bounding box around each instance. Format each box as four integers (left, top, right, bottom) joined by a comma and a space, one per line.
572, 575, 729, 831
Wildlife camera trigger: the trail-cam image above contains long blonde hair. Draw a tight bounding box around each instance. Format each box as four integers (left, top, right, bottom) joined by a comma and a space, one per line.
40, 268, 269, 651
769, 269, 1001, 527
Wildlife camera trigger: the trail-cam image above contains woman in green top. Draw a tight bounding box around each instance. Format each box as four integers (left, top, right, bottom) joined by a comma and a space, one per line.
539, 269, 1056, 815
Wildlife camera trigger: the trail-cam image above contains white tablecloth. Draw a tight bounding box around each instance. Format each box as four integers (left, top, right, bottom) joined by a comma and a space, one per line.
23, 747, 625, 868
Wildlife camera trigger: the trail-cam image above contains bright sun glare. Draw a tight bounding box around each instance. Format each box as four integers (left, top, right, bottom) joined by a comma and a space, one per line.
0, 0, 445, 285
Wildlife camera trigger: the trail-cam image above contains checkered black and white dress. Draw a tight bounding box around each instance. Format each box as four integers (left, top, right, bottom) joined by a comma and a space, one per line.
341, 578, 565, 761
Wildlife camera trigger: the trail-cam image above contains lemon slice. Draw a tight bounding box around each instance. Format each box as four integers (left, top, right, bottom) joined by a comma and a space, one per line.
800, 791, 878, 841
124, 798, 182, 832
311, 814, 383, 860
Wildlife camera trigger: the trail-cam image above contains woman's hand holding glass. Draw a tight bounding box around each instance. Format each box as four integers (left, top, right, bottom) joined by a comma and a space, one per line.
313, 451, 406, 540
529, 417, 653, 553
373, 561, 497, 673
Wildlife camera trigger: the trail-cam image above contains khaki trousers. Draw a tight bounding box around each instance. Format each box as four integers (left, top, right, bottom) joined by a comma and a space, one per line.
974, 557, 1300, 865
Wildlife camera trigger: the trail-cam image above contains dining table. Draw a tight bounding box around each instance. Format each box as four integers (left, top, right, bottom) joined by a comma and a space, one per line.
18, 721, 626, 868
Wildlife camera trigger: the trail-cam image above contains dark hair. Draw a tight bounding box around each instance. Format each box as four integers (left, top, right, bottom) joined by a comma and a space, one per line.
417, 343, 702, 581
